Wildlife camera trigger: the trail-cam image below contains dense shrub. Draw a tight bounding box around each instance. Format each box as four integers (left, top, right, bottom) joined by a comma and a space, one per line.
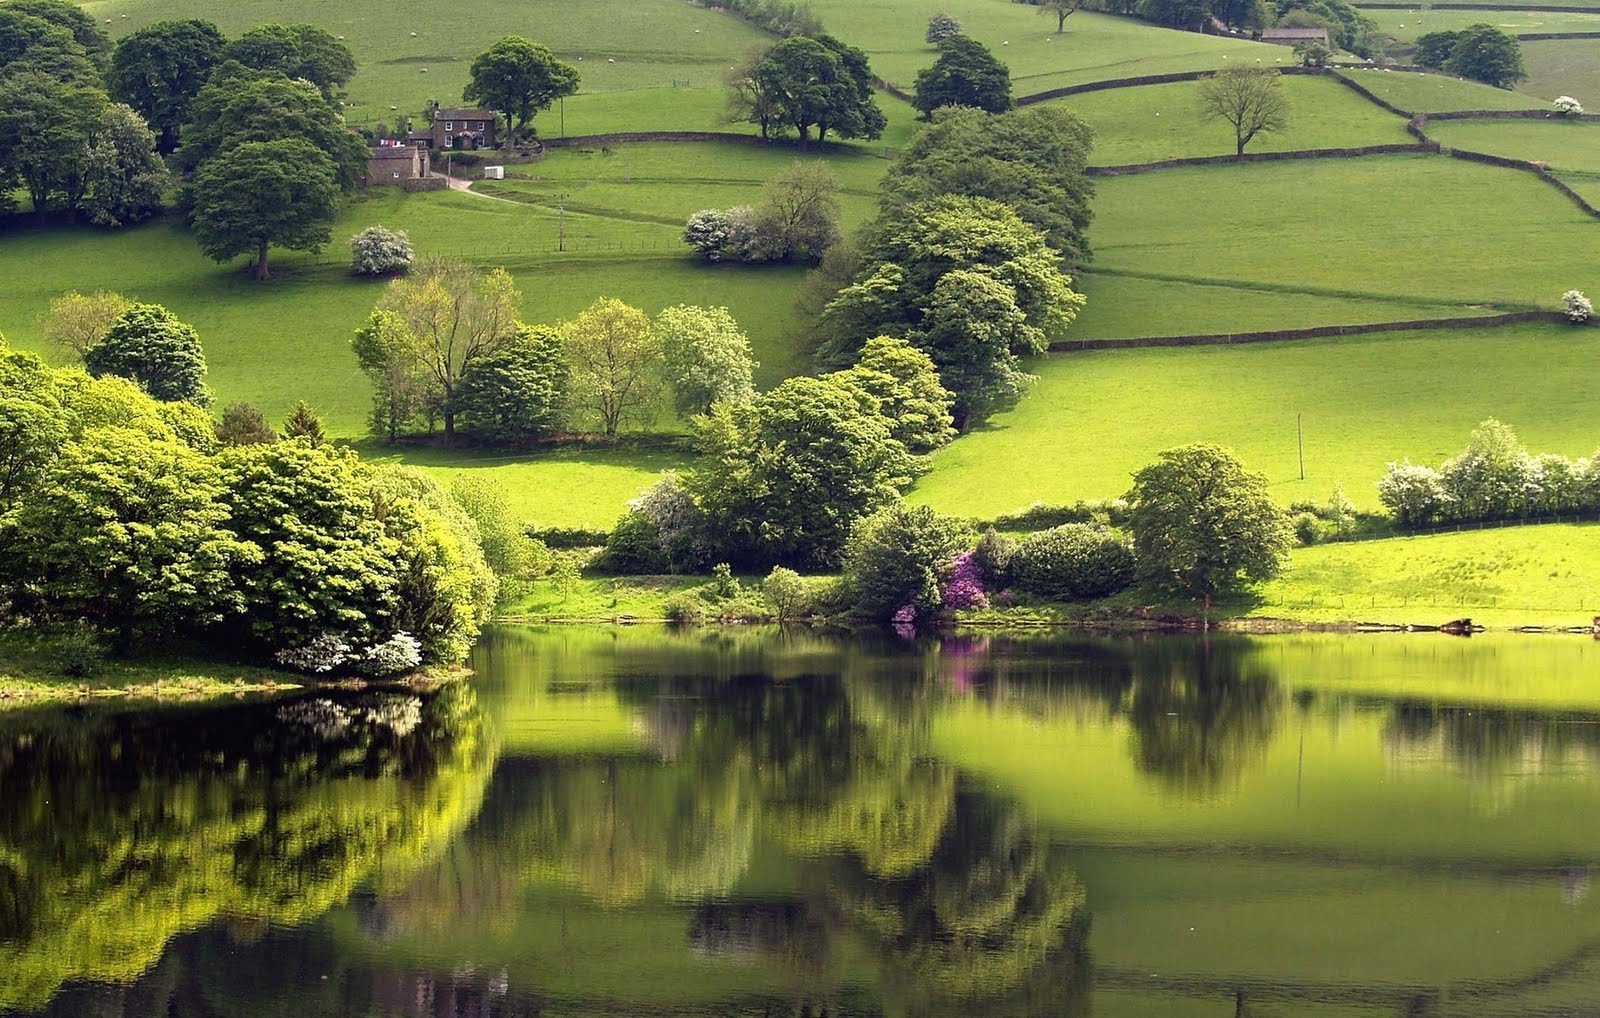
1554, 95, 1585, 116
839, 504, 973, 621
84, 303, 209, 406
350, 226, 414, 276
973, 527, 1018, 584
1563, 290, 1593, 323
1011, 524, 1136, 600
764, 566, 824, 619
216, 401, 275, 445
1377, 461, 1451, 527
697, 0, 822, 37
926, 12, 963, 42
683, 208, 733, 261
596, 510, 668, 573
991, 498, 1129, 531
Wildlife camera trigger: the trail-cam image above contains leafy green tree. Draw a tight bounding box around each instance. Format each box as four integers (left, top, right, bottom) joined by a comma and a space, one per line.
84, 303, 209, 405
913, 35, 1012, 118
1198, 65, 1290, 157
0, 6, 93, 80
179, 72, 369, 190
755, 35, 885, 149
453, 324, 569, 443
1137, 0, 1213, 28
0, 70, 106, 214
216, 401, 276, 446
688, 375, 916, 569
450, 474, 549, 585
725, 46, 780, 139
221, 23, 356, 98
825, 195, 1084, 427
109, 19, 226, 151
463, 36, 580, 144
0, 344, 69, 515
40, 289, 131, 359
878, 105, 1094, 263
191, 138, 339, 280
829, 335, 955, 453
840, 503, 973, 620
6, 0, 111, 66
563, 298, 663, 438
1126, 444, 1293, 605
926, 11, 963, 43
372, 260, 524, 441
351, 309, 434, 441
216, 441, 403, 652
1413, 30, 1459, 69
78, 102, 167, 227
1443, 23, 1527, 87
282, 400, 328, 446
656, 304, 758, 416
8, 426, 251, 651
1038, 0, 1085, 32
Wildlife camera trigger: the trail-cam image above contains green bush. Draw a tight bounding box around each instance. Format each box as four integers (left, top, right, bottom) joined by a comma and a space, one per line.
595, 510, 667, 573
839, 504, 973, 620
1292, 511, 1325, 546
973, 527, 1018, 585
1011, 524, 1136, 600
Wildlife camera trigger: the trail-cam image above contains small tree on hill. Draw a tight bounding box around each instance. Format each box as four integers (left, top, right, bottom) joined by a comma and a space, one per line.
913, 35, 1013, 118
463, 36, 580, 145
656, 304, 757, 417
41, 289, 131, 360
84, 303, 209, 405
190, 138, 339, 280
1038, 0, 1085, 32
1443, 23, 1526, 88
217, 401, 276, 446
350, 226, 413, 276
1197, 65, 1290, 157
453, 324, 569, 443
563, 298, 662, 438
1413, 30, 1460, 70
282, 400, 328, 445
925, 12, 963, 43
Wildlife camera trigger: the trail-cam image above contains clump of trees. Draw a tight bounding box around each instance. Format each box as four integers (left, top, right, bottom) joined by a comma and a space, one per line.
1378, 419, 1600, 527
700, 0, 823, 37
913, 35, 1013, 118
1415, 24, 1526, 88
684, 162, 841, 263
0, 2, 166, 224
724, 33, 885, 148
1197, 65, 1291, 157
0, 339, 496, 669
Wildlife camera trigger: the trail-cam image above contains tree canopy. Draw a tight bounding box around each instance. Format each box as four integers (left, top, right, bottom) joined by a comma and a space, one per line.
179, 70, 369, 190
1197, 65, 1291, 157
913, 35, 1013, 118
109, 19, 226, 151
190, 138, 339, 280
463, 36, 580, 144
83, 303, 209, 405
221, 23, 356, 98
753, 35, 886, 149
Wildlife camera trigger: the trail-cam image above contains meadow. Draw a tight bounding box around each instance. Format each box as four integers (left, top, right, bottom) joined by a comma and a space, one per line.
1521, 37, 1600, 109
1335, 68, 1548, 111
909, 322, 1600, 518
1425, 117, 1600, 172
1051, 73, 1413, 165
1365, 7, 1600, 42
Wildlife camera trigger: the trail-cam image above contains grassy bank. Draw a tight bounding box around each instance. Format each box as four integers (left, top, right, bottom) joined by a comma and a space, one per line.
0, 633, 305, 706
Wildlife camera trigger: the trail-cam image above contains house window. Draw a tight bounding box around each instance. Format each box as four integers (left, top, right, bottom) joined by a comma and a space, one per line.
444, 121, 453, 131
392, 171, 400, 178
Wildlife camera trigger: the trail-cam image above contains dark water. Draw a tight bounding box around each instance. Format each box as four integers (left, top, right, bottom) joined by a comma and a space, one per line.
3, 626, 1600, 1017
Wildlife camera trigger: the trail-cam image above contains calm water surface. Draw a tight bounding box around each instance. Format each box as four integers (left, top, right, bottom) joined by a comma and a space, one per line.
4, 627, 1600, 1017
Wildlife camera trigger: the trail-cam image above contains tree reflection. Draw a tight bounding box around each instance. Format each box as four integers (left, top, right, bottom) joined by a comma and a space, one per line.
0, 685, 495, 1012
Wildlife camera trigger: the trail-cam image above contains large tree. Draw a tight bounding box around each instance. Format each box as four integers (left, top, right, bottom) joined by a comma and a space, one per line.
190, 139, 339, 280
656, 304, 757, 417
1125, 444, 1293, 607
371, 260, 524, 441
78, 102, 167, 227
41, 289, 132, 359
563, 298, 663, 438
1197, 64, 1290, 157
351, 310, 435, 441
6, 0, 110, 66
878, 105, 1094, 263
725, 46, 780, 139
687, 374, 916, 569
221, 23, 356, 99
829, 335, 956, 454
823, 194, 1085, 428
109, 19, 226, 152
83, 303, 209, 405
755, 35, 885, 149
1443, 23, 1527, 88
0, 70, 105, 215
453, 325, 569, 444
179, 71, 369, 190
0, 6, 94, 79
463, 36, 580, 145
912, 35, 1012, 118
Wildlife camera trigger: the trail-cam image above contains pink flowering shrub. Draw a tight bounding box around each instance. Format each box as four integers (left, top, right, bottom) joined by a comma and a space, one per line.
942, 551, 988, 610
892, 604, 917, 625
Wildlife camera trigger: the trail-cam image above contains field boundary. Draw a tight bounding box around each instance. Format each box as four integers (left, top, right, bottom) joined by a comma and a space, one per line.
1354, 1, 1600, 10
543, 130, 771, 148
1086, 142, 1436, 176
1421, 108, 1600, 121
1049, 310, 1568, 351
1403, 113, 1600, 218
1014, 66, 1324, 106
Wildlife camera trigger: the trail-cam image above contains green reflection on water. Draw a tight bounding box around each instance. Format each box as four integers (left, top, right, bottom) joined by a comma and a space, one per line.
4, 627, 1600, 1016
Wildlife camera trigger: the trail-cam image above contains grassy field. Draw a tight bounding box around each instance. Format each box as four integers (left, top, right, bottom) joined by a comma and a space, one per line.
1521, 37, 1600, 108
1248, 523, 1600, 625
1366, 7, 1600, 42
1053, 74, 1412, 165
1426, 117, 1600, 171
910, 322, 1600, 517
81, 0, 771, 133
1088, 154, 1598, 311
1336, 68, 1548, 111
803, 0, 1270, 94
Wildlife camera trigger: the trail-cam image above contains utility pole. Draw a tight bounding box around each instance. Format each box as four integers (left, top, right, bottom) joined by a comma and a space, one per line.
557, 193, 567, 252
1297, 413, 1305, 481
560, 96, 565, 138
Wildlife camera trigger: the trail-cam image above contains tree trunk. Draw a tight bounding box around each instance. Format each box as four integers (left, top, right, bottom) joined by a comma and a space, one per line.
1236, 136, 1246, 157
796, 123, 808, 152
443, 409, 456, 442
254, 238, 271, 280
1058, 10, 1068, 31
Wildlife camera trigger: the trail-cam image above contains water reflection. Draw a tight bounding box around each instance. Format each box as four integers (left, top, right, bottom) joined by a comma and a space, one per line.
5, 629, 1600, 1016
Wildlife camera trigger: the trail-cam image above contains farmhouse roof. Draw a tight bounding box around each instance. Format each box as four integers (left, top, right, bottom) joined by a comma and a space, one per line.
433, 107, 497, 121
369, 145, 415, 159
1261, 27, 1329, 41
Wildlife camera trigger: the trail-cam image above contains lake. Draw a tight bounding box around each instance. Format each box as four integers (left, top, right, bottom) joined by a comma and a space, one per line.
3, 626, 1600, 1017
